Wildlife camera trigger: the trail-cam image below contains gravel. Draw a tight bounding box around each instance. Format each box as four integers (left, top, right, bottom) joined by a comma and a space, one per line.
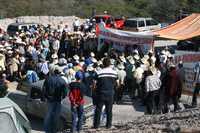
83, 107, 200, 133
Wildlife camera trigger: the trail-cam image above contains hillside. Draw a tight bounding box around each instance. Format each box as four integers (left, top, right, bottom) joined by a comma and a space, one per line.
0, 0, 200, 22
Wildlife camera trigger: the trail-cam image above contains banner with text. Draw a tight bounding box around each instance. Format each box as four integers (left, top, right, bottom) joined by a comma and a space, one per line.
98, 24, 154, 46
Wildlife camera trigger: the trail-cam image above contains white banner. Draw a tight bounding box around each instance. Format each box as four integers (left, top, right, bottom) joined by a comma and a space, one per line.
98, 24, 154, 46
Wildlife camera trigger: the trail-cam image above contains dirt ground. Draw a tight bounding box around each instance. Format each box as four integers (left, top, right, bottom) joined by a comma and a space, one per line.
7, 82, 200, 133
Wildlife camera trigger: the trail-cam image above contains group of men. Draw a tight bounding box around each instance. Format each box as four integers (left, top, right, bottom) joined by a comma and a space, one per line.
0, 19, 197, 133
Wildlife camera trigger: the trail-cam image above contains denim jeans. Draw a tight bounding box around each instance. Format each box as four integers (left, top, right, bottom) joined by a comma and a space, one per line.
71, 105, 84, 133
146, 90, 159, 114
94, 95, 113, 128
192, 83, 200, 107
44, 102, 61, 133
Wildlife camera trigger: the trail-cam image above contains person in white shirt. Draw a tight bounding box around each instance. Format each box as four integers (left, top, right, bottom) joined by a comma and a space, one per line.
73, 18, 80, 31
116, 63, 126, 103
52, 36, 60, 54
145, 67, 161, 114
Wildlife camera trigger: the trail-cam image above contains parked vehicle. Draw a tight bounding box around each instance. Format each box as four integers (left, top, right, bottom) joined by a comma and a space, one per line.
7, 23, 38, 36
93, 15, 115, 28
123, 18, 161, 32
177, 37, 200, 51
93, 15, 124, 29
0, 97, 31, 133
7, 80, 94, 131
114, 17, 125, 30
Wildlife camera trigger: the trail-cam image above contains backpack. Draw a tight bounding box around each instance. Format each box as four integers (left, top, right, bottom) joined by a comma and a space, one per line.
26, 70, 39, 83
44, 76, 60, 100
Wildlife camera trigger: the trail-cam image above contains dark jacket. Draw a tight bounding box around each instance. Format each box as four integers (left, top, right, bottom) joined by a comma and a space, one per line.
96, 67, 117, 97
43, 74, 68, 102
166, 69, 181, 97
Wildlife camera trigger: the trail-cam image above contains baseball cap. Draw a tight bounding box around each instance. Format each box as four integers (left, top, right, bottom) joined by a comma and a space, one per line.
75, 71, 83, 80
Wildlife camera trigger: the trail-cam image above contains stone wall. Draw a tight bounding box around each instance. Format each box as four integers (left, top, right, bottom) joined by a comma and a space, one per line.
0, 16, 84, 30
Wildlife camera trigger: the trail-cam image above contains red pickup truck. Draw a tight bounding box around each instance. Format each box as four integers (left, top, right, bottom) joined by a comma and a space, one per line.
93, 15, 124, 29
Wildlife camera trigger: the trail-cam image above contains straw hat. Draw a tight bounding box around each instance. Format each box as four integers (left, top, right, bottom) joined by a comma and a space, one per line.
134, 67, 144, 79
165, 51, 171, 57
51, 54, 58, 59
117, 63, 125, 70
81, 57, 85, 61
87, 65, 94, 71
179, 61, 183, 64
161, 50, 166, 55
6, 47, 12, 50
0, 47, 5, 52
169, 64, 176, 68
73, 55, 79, 61
128, 57, 135, 65
0, 53, 4, 57
148, 49, 153, 54
149, 66, 157, 75
9, 37, 13, 40
90, 52, 95, 57
97, 60, 103, 66
167, 54, 174, 58
7, 50, 13, 54
54, 66, 63, 74
79, 62, 85, 67
16, 39, 26, 45
20, 57, 26, 63
58, 58, 67, 65
160, 55, 167, 63
143, 54, 149, 60
151, 56, 156, 64
91, 57, 97, 63
4, 42, 11, 47
134, 54, 140, 60
133, 50, 139, 55
141, 57, 149, 66
119, 56, 126, 63
126, 56, 132, 60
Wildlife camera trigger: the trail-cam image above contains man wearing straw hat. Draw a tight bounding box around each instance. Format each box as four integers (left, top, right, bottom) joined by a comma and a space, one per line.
116, 63, 126, 103
145, 66, 161, 114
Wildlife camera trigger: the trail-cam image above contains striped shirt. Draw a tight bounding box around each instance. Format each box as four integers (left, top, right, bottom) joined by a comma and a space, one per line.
145, 75, 161, 92
96, 67, 118, 96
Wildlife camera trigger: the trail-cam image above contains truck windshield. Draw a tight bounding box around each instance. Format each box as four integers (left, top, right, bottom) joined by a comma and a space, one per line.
124, 20, 137, 27
7, 25, 18, 32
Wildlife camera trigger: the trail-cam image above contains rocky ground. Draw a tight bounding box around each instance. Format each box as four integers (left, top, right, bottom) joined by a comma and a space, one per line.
83, 96, 200, 133
83, 108, 200, 133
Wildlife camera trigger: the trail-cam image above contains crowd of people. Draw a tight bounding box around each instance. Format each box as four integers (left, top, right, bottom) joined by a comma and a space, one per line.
0, 20, 188, 133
